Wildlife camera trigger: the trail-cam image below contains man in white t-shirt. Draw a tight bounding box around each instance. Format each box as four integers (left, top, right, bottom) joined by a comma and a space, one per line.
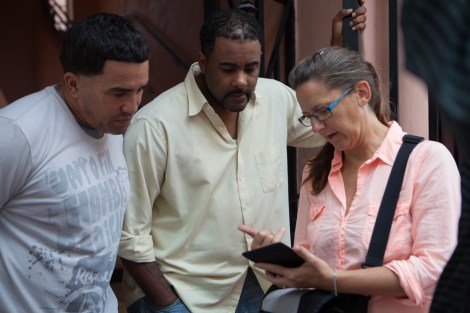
0, 13, 149, 313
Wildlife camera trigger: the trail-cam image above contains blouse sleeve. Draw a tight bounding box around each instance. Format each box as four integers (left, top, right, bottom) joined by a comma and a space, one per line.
384, 141, 461, 305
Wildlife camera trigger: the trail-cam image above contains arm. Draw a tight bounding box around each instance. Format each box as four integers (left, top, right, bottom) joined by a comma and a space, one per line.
258, 142, 460, 300
255, 245, 406, 297
282, 81, 325, 148
383, 142, 461, 304
120, 258, 178, 307
0, 119, 32, 208
119, 117, 178, 306
331, 0, 367, 46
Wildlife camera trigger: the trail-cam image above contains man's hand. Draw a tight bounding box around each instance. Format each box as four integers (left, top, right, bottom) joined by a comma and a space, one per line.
120, 258, 179, 308
331, 0, 367, 46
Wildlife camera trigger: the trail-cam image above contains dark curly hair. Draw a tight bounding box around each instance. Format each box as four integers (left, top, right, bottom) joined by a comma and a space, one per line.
60, 13, 149, 75
200, 9, 263, 56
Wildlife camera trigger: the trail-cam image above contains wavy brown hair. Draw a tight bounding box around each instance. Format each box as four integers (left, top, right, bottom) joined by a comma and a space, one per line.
288, 46, 391, 195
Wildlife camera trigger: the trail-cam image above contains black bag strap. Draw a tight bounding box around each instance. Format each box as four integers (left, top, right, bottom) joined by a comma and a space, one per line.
362, 134, 424, 268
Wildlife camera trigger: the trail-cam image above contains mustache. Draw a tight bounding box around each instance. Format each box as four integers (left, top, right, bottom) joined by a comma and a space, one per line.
222, 89, 253, 105
226, 88, 252, 96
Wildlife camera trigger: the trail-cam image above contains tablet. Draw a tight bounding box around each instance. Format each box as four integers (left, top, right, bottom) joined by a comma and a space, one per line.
242, 242, 305, 268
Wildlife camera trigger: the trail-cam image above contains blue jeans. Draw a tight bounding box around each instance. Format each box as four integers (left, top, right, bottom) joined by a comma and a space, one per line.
127, 297, 190, 313
235, 268, 264, 313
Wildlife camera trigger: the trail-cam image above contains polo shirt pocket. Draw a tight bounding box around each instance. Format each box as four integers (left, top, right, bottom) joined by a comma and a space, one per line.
254, 145, 284, 192
361, 203, 412, 254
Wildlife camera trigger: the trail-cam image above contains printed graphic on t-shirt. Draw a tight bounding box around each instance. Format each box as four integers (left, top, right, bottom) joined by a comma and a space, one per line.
26, 148, 128, 312
60, 254, 115, 312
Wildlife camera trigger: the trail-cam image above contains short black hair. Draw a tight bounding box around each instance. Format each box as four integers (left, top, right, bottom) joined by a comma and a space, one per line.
200, 9, 263, 56
60, 13, 149, 75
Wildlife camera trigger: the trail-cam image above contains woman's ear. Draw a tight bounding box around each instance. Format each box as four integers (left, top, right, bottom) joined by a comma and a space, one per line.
197, 52, 207, 74
355, 80, 372, 106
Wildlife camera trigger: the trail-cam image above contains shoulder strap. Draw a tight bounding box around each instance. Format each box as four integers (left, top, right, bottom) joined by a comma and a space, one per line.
362, 134, 424, 268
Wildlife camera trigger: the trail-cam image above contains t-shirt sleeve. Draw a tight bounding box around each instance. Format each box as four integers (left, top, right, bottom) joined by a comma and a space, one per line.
0, 118, 32, 209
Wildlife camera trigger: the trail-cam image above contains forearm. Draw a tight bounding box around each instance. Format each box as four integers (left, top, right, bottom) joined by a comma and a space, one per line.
259, 246, 406, 298
121, 257, 178, 307
335, 266, 406, 297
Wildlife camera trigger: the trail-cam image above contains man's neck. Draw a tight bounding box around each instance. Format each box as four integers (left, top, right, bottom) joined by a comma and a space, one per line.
55, 83, 103, 138
195, 74, 239, 139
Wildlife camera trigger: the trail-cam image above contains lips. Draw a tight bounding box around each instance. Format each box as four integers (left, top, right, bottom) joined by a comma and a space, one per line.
116, 116, 132, 125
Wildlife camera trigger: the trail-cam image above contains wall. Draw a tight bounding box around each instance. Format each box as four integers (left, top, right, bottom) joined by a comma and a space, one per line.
118, 1, 204, 105
396, 0, 428, 138
0, 0, 62, 103
0, 1, 205, 106
0, 88, 7, 108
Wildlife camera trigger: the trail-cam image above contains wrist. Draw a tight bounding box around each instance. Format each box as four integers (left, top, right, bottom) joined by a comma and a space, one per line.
332, 268, 338, 296
150, 293, 178, 308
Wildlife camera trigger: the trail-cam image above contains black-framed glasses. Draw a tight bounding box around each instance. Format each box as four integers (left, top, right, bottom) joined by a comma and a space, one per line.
298, 86, 353, 127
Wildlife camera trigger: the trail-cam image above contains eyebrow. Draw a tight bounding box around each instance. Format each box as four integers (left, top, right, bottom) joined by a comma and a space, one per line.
303, 101, 330, 115
109, 84, 148, 93
219, 61, 260, 67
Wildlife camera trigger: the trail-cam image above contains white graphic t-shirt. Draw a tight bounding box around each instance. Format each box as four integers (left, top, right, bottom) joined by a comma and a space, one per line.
0, 86, 130, 312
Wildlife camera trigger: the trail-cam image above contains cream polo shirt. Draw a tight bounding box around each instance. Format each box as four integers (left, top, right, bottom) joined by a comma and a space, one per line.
119, 63, 324, 312
295, 122, 461, 313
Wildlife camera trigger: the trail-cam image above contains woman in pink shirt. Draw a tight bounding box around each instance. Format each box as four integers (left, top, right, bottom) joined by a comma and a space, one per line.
240, 46, 460, 313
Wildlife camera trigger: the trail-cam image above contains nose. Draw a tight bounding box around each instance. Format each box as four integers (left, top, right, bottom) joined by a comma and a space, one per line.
233, 71, 249, 88
311, 118, 326, 133
122, 93, 142, 115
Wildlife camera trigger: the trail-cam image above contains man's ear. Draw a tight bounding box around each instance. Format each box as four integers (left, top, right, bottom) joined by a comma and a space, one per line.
63, 72, 80, 99
197, 52, 207, 74
355, 80, 372, 106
